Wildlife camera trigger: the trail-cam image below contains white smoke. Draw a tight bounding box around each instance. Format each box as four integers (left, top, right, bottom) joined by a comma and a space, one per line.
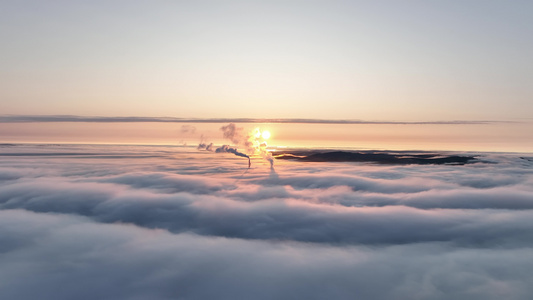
198, 123, 275, 168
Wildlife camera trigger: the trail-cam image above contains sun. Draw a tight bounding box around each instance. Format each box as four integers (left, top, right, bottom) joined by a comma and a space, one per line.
261, 130, 271, 140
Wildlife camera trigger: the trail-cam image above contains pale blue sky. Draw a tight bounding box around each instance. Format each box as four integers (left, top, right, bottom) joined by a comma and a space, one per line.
1, 0, 532, 121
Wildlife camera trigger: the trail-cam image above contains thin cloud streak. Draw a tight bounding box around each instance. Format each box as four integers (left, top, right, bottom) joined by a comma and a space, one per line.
0, 115, 509, 125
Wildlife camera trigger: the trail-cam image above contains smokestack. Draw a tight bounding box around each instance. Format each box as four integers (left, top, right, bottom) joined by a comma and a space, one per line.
198, 123, 275, 169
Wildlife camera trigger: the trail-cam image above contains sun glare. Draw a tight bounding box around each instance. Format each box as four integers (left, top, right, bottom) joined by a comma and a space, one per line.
262, 130, 271, 140
253, 128, 261, 139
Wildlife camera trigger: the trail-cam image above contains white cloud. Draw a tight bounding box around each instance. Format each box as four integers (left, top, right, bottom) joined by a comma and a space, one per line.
1, 144, 533, 299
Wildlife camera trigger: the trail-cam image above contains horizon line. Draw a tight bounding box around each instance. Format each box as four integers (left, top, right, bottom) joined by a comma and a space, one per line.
0, 115, 513, 125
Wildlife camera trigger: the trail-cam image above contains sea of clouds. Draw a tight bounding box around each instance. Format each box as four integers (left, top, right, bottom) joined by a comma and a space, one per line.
1, 144, 533, 300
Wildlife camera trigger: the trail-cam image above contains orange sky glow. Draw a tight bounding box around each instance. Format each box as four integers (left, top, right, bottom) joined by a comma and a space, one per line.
2, 121, 532, 153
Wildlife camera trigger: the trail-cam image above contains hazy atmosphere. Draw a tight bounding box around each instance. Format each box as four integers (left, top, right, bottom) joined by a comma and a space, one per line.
1, 1, 532, 299
2, 1, 532, 121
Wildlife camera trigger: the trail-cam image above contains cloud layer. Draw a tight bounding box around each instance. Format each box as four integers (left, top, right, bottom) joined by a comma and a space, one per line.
1, 144, 533, 299
0, 114, 504, 125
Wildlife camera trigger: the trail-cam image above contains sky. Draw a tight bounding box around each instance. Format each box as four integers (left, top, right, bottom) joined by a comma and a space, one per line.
1, 0, 532, 122
1, 144, 533, 299
1, 121, 533, 153
1, 1, 532, 151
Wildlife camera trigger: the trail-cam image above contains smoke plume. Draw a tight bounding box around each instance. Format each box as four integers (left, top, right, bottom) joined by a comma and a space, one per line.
216, 145, 251, 168
198, 123, 275, 168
